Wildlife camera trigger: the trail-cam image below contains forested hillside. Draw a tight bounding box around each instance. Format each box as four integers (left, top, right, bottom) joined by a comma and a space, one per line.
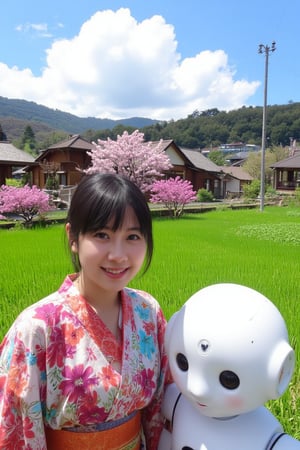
0, 95, 299, 151
81, 103, 300, 150
140, 103, 300, 149
0, 96, 158, 136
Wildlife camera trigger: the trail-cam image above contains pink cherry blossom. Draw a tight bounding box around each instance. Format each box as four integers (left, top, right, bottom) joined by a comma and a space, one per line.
85, 129, 172, 193
150, 176, 197, 217
0, 184, 50, 224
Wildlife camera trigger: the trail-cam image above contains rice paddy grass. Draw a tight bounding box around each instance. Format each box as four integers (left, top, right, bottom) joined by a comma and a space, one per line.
0, 205, 300, 436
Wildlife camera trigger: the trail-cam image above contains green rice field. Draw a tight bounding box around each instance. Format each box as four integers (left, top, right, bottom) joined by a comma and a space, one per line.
0, 205, 300, 436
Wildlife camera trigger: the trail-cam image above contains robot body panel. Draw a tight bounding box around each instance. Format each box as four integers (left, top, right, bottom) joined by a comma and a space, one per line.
159, 284, 300, 449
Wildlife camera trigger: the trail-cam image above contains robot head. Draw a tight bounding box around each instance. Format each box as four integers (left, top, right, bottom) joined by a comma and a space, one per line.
166, 283, 295, 418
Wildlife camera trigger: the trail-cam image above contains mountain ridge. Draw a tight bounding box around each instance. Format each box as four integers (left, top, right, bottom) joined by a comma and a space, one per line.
0, 96, 159, 135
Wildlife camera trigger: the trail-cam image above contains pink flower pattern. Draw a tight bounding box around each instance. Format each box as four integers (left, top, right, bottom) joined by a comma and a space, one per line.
0, 275, 170, 450
59, 364, 99, 402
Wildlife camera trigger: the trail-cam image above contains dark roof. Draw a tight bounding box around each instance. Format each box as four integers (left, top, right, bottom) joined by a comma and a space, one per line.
35, 134, 94, 162
150, 139, 180, 153
47, 134, 93, 150
180, 148, 221, 172
156, 139, 174, 149
0, 141, 35, 164
150, 139, 193, 166
270, 154, 300, 169
154, 141, 221, 173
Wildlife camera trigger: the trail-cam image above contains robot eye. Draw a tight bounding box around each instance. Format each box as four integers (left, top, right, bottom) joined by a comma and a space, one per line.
176, 353, 189, 372
182, 447, 194, 450
219, 370, 240, 389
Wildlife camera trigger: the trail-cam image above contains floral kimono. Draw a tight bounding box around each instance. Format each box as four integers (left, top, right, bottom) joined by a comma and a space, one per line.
0, 275, 169, 450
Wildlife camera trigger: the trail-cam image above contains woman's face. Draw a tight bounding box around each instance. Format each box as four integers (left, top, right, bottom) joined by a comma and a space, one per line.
67, 207, 147, 300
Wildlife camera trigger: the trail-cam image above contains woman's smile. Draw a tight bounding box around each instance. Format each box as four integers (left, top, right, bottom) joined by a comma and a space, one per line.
102, 267, 129, 278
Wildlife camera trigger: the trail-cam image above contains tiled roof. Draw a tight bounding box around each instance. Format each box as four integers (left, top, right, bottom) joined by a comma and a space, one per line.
35, 134, 94, 162
180, 148, 221, 172
219, 166, 253, 181
157, 139, 174, 149
47, 134, 94, 151
270, 154, 300, 169
149, 139, 175, 151
0, 141, 35, 164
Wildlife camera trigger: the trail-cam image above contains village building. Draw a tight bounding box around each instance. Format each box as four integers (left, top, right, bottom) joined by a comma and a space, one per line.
0, 128, 253, 200
0, 140, 35, 186
270, 150, 300, 192
28, 134, 93, 188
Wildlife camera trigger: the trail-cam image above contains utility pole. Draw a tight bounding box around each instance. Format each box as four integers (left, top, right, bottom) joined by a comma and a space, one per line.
258, 41, 276, 212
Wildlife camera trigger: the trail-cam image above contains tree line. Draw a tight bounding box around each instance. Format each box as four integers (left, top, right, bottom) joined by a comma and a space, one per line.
2, 101, 300, 154
83, 102, 300, 150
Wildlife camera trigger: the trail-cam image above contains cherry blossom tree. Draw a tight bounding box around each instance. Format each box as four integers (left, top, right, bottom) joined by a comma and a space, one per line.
85, 130, 172, 192
150, 176, 197, 218
0, 185, 51, 225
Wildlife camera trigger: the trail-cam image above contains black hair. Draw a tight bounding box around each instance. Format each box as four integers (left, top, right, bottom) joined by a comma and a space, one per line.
67, 173, 153, 272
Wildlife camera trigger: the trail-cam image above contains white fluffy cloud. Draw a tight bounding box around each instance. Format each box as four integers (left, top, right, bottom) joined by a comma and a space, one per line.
0, 8, 260, 120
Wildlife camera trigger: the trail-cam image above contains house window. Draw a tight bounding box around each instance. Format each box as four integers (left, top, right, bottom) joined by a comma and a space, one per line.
287, 171, 294, 182
58, 172, 67, 186
281, 171, 288, 183
165, 170, 184, 179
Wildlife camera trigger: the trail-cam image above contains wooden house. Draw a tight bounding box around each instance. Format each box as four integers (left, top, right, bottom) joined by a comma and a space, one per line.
270, 151, 300, 192
0, 140, 35, 185
28, 135, 94, 188
161, 140, 226, 198
1, 133, 252, 201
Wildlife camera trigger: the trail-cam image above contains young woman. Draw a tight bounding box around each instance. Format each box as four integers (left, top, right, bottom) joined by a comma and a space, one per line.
0, 173, 170, 450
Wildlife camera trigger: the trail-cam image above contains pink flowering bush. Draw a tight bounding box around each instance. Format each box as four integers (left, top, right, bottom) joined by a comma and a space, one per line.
0, 184, 51, 225
150, 176, 197, 218
85, 130, 172, 193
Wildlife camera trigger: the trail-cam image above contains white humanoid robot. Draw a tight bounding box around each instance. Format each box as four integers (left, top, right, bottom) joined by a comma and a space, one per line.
158, 283, 300, 450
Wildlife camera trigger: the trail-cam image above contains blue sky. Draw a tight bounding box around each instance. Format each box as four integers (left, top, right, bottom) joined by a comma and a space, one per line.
0, 0, 298, 121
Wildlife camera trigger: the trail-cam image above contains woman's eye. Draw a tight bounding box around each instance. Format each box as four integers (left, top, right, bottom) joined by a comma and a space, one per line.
94, 232, 108, 239
128, 234, 141, 240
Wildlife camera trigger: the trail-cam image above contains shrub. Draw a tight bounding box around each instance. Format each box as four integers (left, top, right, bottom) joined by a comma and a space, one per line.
45, 174, 60, 190
265, 185, 277, 199
5, 178, 23, 187
294, 187, 300, 204
243, 179, 261, 199
197, 188, 214, 202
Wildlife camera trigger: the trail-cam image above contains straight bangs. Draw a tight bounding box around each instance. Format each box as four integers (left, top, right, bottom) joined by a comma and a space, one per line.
67, 173, 153, 272
82, 187, 128, 234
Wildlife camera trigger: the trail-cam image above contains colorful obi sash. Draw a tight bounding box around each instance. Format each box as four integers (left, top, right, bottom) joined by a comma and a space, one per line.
45, 410, 141, 450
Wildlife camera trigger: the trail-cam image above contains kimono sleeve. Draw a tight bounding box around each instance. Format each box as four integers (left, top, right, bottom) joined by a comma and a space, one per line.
141, 304, 172, 450
0, 319, 47, 449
